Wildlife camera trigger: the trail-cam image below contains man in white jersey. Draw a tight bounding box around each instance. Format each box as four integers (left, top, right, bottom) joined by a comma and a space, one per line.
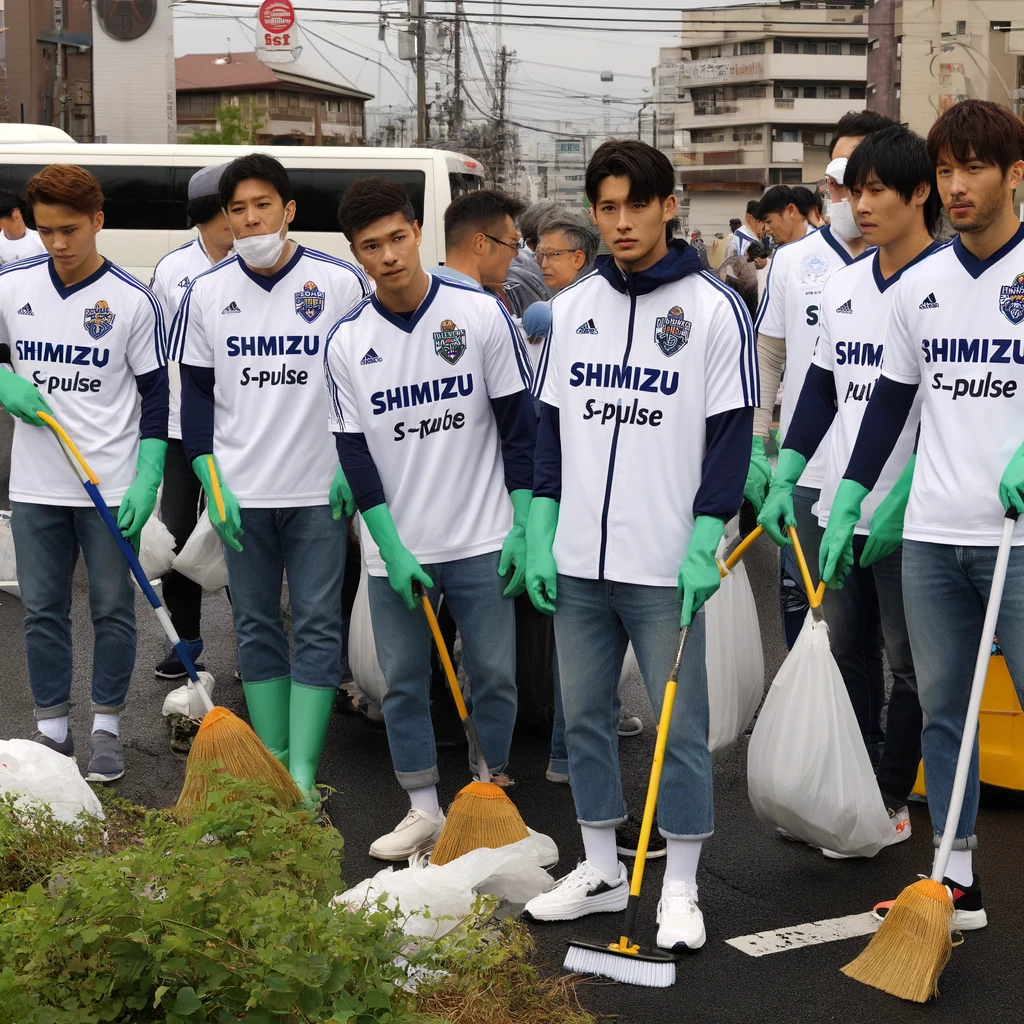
170, 154, 369, 802
0, 189, 46, 265
326, 177, 535, 860
820, 100, 1024, 928
522, 140, 757, 950
760, 125, 942, 854
0, 165, 168, 782
149, 162, 234, 680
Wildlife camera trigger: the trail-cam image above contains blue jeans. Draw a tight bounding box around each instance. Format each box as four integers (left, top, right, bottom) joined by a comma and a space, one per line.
11, 501, 136, 718
367, 551, 518, 790
555, 575, 712, 839
549, 652, 568, 775
222, 506, 346, 688
780, 485, 825, 648
823, 539, 922, 800
902, 539, 1024, 847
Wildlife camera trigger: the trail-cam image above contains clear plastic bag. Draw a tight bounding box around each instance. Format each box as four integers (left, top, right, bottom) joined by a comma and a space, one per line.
139, 516, 177, 581
350, 550, 388, 707
0, 739, 104, 824
0, 510, 19, 597
172, 510, 228, 591
747, 614, 894, 857
161, 671, 217, 721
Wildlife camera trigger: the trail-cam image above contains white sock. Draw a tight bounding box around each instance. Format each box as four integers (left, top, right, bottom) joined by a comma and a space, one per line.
664, 838, 703, 891
581, 825, 620, 880
37, 716, 69, 743
93, 713, 120, 738
408, 785, 440, 818
941, 848, 973, 887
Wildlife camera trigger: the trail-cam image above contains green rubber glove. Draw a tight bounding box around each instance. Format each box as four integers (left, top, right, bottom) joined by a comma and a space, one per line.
361, 503, 433, 610
329, 464, 355, 520
861, 455, 915, 568
998, 439, 1024, 516
744, 436, 773, 514
757, 448, 807, 547
0, 368, 52, 425
497, 488, 531, 598
116, 438, 167, 548
819, 479, 869, 589
525, 497, 559, 615
192, 454, 244, 553
678, 515, 725, 626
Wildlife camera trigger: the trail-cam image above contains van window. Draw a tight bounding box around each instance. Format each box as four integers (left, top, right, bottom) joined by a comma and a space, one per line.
449, 172, 483, 198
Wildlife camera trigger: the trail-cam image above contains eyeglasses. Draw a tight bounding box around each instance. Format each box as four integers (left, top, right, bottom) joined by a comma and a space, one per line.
483, 232, 525, 251
535, 247, 582, 264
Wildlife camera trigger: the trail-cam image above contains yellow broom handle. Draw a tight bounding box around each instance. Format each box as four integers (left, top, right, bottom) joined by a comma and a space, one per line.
207, 455, 226, 523
787, 525, 826, 608
718, 524, 763, 577
37, 412, 99, 484
419, 592, 470, 721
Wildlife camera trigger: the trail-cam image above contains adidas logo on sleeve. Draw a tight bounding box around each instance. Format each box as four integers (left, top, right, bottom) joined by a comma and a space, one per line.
919, 292, 939, 309
16, 303, 33, 316
835, 298, 853, 314
360, 347, 383, 365
575, 318, 599, 334
221, 301, 242, 314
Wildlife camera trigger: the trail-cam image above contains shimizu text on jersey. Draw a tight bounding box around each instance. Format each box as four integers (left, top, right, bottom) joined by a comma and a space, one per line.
813, 244, 941, 533
169, 244, 369, 506
533, 242, 757, 586
0, 253, 166, 506
755, 225, 861, 489
324, 274, 533, 576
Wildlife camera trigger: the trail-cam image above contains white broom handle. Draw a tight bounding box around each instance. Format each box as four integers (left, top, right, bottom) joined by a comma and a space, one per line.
931, 511, 1018, 881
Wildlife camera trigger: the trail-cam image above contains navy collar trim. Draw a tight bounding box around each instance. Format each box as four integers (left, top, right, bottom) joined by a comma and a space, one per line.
371, 272, 439, 333
871, 240, 944, 293
952, 222, 1024, 280
237, 242, 305, 292
48, 256, 111, 299
819, 225, 857, 266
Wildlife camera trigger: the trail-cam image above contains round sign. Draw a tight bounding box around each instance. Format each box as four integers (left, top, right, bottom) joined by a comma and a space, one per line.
258, 0, 295, 34
96, 0, 157, 41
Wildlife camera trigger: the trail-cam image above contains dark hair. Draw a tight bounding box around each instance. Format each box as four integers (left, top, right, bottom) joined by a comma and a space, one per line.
829, 110, 899, 157
791, 186, 821, 217
746, 239, 768, 261
444, 189, 526, 248
755, 185, 802, 221
218, 153, 292, 209
0, 189, 30, 224
926, 99, 1024, 175
846, 123, 941, 236
185, 194, 222, 228
745, 199, 761, 218
337, 176, 416, 240
26, 164, 103, 217
585, 138, 675, 206
729, 217, 742, 229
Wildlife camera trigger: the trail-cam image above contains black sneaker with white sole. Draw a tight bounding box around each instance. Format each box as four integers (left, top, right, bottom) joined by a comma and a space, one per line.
872, 873, 987, 931
31, 730, 75, 759
85, 730, 125, 783
521, 860, 629, 922
616, 814, 667, 859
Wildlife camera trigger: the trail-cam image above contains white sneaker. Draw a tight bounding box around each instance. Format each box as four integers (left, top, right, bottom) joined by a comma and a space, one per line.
368, 807, 446, 861
821, 805, 912, 860
522, 860, 629, 922
656, 880, 706, 951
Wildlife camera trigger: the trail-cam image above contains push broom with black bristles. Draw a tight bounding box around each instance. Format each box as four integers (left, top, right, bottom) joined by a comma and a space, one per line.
38, 414, 302, 816
416, 585, 531, 865
841, 506, 1019, 1003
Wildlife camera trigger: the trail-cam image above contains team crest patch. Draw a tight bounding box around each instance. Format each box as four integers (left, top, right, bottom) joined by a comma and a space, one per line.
433, 319, 467, 365
998, 271, 1024, 326
295, 281, 326, 323
654, 305, 691, 357
84, 300, 115, 340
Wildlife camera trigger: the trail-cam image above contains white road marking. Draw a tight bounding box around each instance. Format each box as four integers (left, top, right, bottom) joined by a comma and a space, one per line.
725, 912, 880, 957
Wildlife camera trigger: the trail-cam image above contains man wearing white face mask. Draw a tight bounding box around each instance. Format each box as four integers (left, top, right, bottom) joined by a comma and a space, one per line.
169, 154, 370, 804
749, 110, 896, 650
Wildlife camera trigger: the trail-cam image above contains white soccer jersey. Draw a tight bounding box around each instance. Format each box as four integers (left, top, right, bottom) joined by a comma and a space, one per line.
169, 244, 368, 507
325, 274, 532, 576
879, 225, 1024, 546
0, 254, 166, 506
734, 226, 759, 259
534, 262, 757, 587
755, 225, 862, 489
813, 247, 935, 533
0, 228, 46, 266
150, 236, 221, 441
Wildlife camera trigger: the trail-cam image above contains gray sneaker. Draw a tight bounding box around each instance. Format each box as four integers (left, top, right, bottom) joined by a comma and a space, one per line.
85, 730, 124, 782
31, 730, 75, 759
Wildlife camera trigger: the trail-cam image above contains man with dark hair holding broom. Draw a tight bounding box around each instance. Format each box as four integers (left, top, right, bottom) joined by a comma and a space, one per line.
326, 177, 536, 861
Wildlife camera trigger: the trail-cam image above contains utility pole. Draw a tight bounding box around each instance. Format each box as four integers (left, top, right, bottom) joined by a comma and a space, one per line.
411, 0, 427, 145
450, 0, 464, 140
493, 46, 509, 189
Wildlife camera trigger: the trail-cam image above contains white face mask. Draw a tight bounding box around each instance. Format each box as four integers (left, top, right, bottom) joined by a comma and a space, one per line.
231, 214, 288, 269
828, 198, 862, 240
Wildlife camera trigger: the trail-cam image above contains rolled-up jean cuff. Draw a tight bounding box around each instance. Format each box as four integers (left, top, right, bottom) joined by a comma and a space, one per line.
471, 757, 508, 777
91, 703, 125, 715
933, 833, 977, 850
660, 828, 715, 842
35, 702, 70, 720
577, 815, 629, 829
396, 765, 441, 790
548, 756, 569, 776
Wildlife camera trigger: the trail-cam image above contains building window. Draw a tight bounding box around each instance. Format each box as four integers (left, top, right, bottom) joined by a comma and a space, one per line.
803, 42, 818, 54
826, 42, 841, 55
699, 45, 721, 58
782, 41, 799, 54
826, 84, 841, 98
850, 41, 867, 55
804, 86, 817, 98
780, 129, 799, 142
774, 84, 798, 99
849, 85, 866, 99
956, 19, 966, 34
738, 41, 764, 54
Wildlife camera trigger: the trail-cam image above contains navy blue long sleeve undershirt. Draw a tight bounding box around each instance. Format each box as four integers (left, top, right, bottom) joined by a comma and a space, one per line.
336, 432, 384, 513
180, 363, 215, 464
533, 402, 561, 502
844, 375, 919, 489
136, 367, 169, 443
783, 362, 837, 461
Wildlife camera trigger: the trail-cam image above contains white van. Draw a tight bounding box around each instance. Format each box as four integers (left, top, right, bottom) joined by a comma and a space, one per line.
0, 143, 485, 279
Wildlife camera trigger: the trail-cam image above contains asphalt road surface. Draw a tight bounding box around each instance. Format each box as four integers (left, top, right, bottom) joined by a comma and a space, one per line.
1, 409, 1022, 1024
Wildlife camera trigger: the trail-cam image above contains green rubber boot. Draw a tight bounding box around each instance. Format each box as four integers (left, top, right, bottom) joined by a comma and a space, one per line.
288, 682, 336, 799
242, 676, 291, 769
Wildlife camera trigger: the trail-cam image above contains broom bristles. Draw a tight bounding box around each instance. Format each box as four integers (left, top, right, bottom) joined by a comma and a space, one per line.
841, 878, 954, 1003
176, 706, 303, 817
430, 780, 531, 865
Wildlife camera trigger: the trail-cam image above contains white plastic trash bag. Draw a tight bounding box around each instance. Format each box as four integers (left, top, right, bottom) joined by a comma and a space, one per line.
350, 552, 388, 707
333, 831, 557, 939
139, 516, 177, 581
172, 510, 228, 591
747, 614, 894, 857
0, 739, 104, 824
161, 671, 217, 721
0, 510, 19, 597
